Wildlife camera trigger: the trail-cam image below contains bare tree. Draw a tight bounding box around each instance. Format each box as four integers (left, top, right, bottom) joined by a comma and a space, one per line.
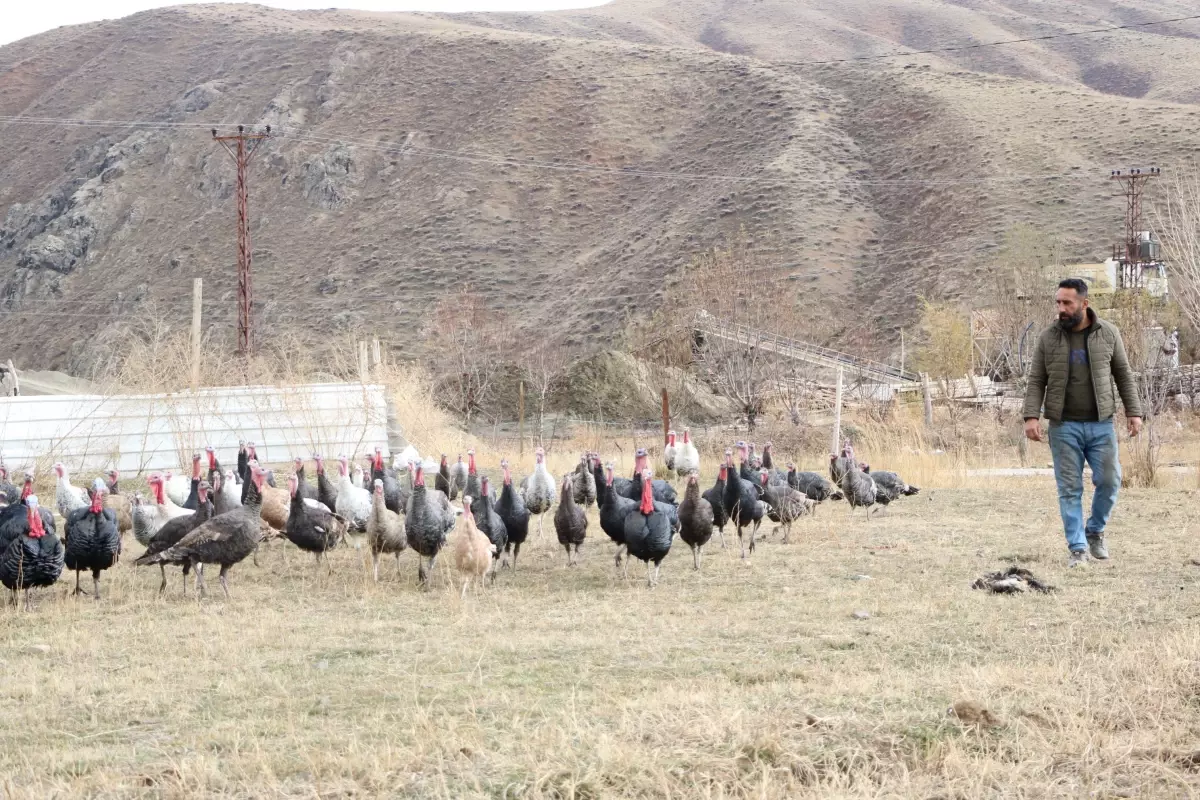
1154, 165, 1200, 335
520, 342, 568, 445
423, 288, 512, 424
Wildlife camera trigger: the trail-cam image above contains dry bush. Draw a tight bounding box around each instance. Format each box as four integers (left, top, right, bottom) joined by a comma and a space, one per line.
421, 287, 514, 424
913, 298, 971, 381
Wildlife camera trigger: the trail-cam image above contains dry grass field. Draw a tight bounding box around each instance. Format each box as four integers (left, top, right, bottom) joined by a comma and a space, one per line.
2, 445, 1199, 798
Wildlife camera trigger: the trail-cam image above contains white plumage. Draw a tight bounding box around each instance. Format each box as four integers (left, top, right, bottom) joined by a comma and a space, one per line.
335, 455, 372, 531
674, 428, 701, 477
163, 469, 192, 507
662, 430, 677, 472
53, 462, 87, 519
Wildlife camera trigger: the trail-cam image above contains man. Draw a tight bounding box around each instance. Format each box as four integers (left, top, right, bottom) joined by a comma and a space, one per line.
1023, 279, 1142, 567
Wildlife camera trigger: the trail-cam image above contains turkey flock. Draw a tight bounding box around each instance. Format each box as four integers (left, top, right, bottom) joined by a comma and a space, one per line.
0, 430, 918, 604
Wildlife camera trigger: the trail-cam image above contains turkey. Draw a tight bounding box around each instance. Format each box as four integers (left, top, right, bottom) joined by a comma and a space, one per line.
244, 443, 276, 487
759, 470, 814, 544
571, 455, 597, 508
662, 430, 677, 472
722, 450, 767, 559
101, 469, 134, 533
447, 454, 468, 501
839, 463, 878, 519
453, 499, 495, 598
702, 461, 731, 549
64, 479, 121, 599
760, 443, 788, 484
863, 466, 920, 509
625, 448, 677, 506
0, 496, 64, 602
236, 440, 250, 483
0, 476, 54, 549
177, 454, 204, 511
787, 466, 844, 507
369, 447, 405, 514
0, 466, 19, 506
292, 457, 319, 503
623, 470, 674, 587
133, 472, 192, 546
673, 429, 700, 478
367, 478, 407, 581
283, 473, 347, 569
212, 469, 243, 515
134, 480, 213, 595
137, 463, 268, 599
495, 459, 530, 570
334, 455, 372, 532
829, 439, 857, 485
161, 469, 192, 508
54, 462, 88, 520
464, 450, 483, 516
405, 464, 456, 586
678, 472, 714, 570
205, 445, 223, 481
436, 454, 452, 496
474, 477, 507, 582
599, 462, 637, 574
312, 454, 339, 513
554, 475, 587, 566
520, 447, 556, 538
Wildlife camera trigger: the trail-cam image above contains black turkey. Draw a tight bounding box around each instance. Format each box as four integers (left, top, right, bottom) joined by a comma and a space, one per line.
0, 496, 64, 602
64, 479, 121, 599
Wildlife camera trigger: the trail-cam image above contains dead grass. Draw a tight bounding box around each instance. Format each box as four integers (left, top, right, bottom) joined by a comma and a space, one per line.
2, 465, 1200, 797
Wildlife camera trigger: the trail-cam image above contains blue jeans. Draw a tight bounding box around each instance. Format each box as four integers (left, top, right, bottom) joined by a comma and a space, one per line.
1047, 420, 1121, 552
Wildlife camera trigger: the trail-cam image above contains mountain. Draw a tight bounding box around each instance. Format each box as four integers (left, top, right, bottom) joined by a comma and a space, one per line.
2, 1, 1199, 373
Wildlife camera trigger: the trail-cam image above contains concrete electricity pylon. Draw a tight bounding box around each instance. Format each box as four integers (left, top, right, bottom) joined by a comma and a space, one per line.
212, 125, 271, 355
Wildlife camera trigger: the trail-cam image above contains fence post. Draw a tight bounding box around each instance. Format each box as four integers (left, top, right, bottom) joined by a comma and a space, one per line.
190, 278, 202, 393
921, 372, 934, 428
357, 340, 369, 384
371, 337, 382, 378
661, 389, 670, 445
831, 366, 844, 455
518, 381, 525, 459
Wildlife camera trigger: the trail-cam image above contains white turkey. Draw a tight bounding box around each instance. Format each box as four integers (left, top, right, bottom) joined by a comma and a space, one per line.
335, 455, 372, 531
53, 462, 88, 519
163, 469, 193, 508
520, 447, 556, 538
673, 428, 700, 478
662, 430, 677, 472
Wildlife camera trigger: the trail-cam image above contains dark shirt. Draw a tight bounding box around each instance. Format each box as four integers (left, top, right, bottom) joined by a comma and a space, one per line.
1061, 326, 1100, 422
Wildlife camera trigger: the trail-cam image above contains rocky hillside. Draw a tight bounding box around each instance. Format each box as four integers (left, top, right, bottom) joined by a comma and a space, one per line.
1, 1, 1199, 372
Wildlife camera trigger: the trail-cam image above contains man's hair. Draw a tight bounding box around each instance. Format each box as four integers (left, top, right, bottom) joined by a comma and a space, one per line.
1058, 278, 1089, 298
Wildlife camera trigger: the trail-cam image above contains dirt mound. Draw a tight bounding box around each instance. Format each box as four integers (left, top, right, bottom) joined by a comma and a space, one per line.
560, 350, 731, 423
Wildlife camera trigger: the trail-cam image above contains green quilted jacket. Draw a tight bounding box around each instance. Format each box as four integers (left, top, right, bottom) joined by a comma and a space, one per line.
1022, 308, 1143, 422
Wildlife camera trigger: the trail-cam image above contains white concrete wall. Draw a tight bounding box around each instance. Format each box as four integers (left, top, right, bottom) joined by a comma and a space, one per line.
0, 383, 390, 475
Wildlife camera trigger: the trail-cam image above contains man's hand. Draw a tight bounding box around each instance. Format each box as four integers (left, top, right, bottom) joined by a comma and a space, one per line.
1023, 418, 1043, 442
1127, 416, 1143, 438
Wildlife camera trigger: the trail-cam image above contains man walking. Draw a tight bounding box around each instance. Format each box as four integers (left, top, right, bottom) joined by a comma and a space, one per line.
1023, 279, 1142, 567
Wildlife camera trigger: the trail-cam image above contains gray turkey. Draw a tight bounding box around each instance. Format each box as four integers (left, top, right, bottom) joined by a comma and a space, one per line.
571, 455, 598, 508
787, 466, 844, 507
137, 463, 268, 599
759, 470, 814, 544
722, 450, 767, 559
405, 464, 457, 586
839, 463, 878, 519
678, 472, 714, 570
829, 439, 857, 485
520, 447, 557, 538
553, 475, 587, 566
447, 454, 468, 501
0, 496, 64, 603
63, 479, 121, 599
367, 478, 407, 581
863, 466, 920, 510
135, 480, 214, 595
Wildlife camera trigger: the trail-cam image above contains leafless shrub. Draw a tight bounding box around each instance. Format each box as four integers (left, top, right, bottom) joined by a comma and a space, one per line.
422, 287, 514, 424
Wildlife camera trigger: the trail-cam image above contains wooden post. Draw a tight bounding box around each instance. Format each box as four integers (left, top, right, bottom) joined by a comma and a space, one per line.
831, 366, 844, 455
371, 337, 382, 377
921, 372, 934, 427
357, 340, 369, 384
661, 389, 670, 445
518, 381, 525, 459
899, 328, 906, 375
190, 278, 202, 393
965, 371, 979, 398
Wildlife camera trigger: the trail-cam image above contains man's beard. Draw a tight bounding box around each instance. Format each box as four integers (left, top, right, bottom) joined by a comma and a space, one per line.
1057, 309, 1084, 331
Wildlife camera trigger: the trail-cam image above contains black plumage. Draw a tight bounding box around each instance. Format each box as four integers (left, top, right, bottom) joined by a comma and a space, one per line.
623, 449, 677, 506
282, 473, 346, 566
623, 471, 673, 587
0, 466, 19, 506
0, 477, 54, 551
599, 463, 637, 573
0, 497, 64, 598
865, 467, 920, 506
788, 468, 844, 505
135, 481, 214, 594
313, 454, 339, 513
702, 463, 731, 549
464, 450, 481, 514
405, 465, 456, 585
292, 458, 319, 502
64, 481, 121, 599
722, 453, 766, 559
436, 454, 452, 496
553, 475, 587, 566
678, 473, 714, 570
181, 453, 202, 511
370, 449, 405, 514
496, 460, 530, 570
473, 477, 507, 582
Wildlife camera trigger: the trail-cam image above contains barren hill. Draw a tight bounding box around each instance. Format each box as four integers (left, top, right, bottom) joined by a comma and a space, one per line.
2, 1, 1199, 373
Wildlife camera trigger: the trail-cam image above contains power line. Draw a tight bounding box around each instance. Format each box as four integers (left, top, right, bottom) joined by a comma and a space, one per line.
2, 13, 1198, 85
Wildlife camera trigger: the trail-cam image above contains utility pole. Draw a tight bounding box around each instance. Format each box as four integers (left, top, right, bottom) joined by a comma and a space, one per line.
190, 278, 203, 393
212, 125, 271, 355
830, 366, 844, 456
1110, 167, 1161, 290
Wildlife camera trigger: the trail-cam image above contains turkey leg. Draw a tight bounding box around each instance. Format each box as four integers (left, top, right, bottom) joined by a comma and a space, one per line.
73, 570, 89, 596
218, 564, 231, 599
92, 569, 102, 601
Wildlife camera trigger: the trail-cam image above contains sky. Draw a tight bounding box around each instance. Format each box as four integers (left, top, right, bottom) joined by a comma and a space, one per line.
1, 0, 610, 45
